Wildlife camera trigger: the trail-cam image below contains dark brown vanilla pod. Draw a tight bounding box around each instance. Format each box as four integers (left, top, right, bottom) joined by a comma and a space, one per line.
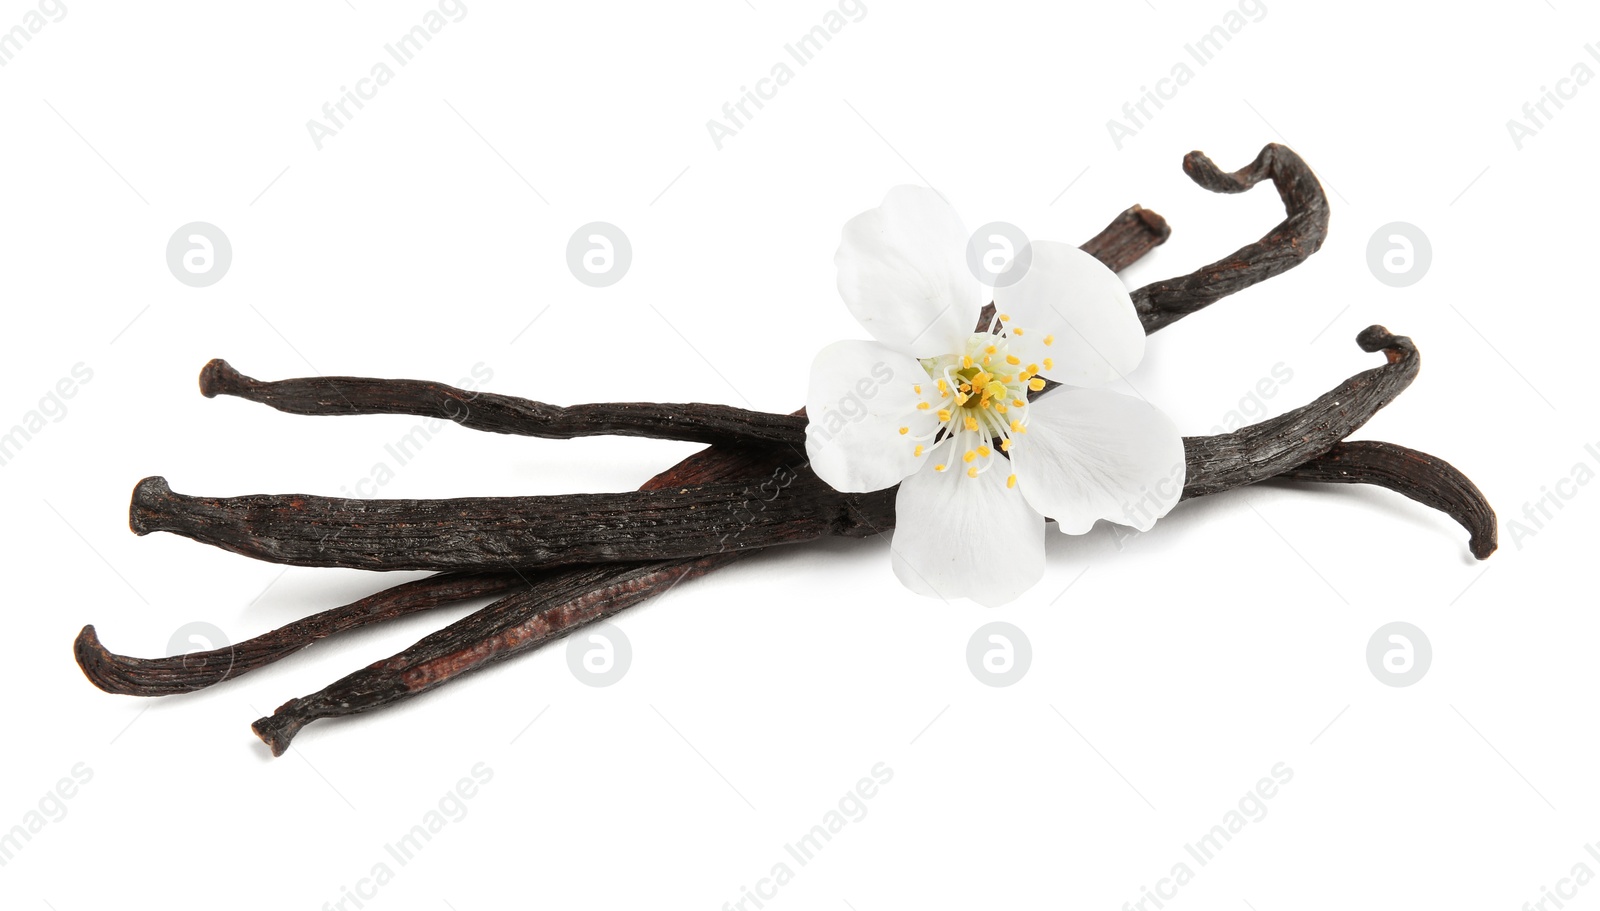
200, 358, 810, 448
1131, 142, 1330, 333
127, 473, 897, 571
1278, 441, 1497, 559
251, 554, 737, 756
75, 571, 530, 696
1178, 326, 1416, 499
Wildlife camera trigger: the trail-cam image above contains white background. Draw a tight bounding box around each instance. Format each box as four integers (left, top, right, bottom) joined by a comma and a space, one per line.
2, 1, 1596, 908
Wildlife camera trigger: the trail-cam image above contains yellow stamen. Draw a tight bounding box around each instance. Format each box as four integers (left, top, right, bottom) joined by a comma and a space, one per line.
913, 384, 922, 395
1028, 377, 1046, 391
1012, 328, 1025, 336
1005, 354, 1021, 366
935, 464, 947, 472
964, 415, 979, 432
937, 409, 952, 421
914, 444, 924, 457
1012, 398, 1025, 407
963, 450, 977, 463
967, 466, 979, 478
1000, 439, 1013, 451
1010, 419, 1027, 434
962, 354, 973, 369
1026, 363, 1039, 375
1043, 334, 1054, 346
978, 445, 992, 458
985, 345, 997, 355
898, 426, 909, 435
999, 313, 1011, 322
1043, 358, 1054, 370
917, 402, 931, 410
1006, 473, 1018, 489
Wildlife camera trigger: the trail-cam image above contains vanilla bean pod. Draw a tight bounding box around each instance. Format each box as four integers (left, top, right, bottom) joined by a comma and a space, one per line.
75, 571, 529, 696
1277, 441, 1497, 559
194, 203, 1171, 442
127, 473, 896, 571
1130, 142, 1329, 333
251, 554, 738, 755
199, 358, 808, 447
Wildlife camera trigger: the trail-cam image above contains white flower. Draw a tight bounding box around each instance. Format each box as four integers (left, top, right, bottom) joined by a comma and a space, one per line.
804, 186, 1186, 606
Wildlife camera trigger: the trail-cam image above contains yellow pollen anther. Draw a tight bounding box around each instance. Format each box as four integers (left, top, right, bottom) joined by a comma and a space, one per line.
996, 404, 1008, 414
985, 345, 997, 355
963, 450, 977, 463
1026, 363, 1039, 374
1006, 473, 1018, 489
914, 384, 922, 394
935, 464, 947, 472
1043, 358, 1054, 370
914, 444, 924, 456
964, 416, 979, 432
1000, 439, 1013, 451
1005, 354, 1021, 365
1012, 328, 1025, 336
955, 393, 969, 406
962, 355, 973, 369
898, 426, 909, 435
1012, 398, 1026, 408
978, 445, 992, 458
1043, 334, 1054, 346
937, 409, 952, 422
917, 402, 931, 410
1028, 377, 1047, 391
937, 378, 949, 393
1010, 419, 1027, 433
999, 313, 1011, 322
967, 466, 979, 478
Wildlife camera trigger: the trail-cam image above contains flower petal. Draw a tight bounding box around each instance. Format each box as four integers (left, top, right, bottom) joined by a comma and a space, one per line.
805, 340, 937, 493
1011, 386, 1186, 534
890, 459, 1046, 607
836, 186, 982, 357
992, 240, 1145, 387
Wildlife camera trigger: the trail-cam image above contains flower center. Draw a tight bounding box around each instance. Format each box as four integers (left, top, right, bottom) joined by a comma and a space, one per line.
901, 314, 1054, 487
